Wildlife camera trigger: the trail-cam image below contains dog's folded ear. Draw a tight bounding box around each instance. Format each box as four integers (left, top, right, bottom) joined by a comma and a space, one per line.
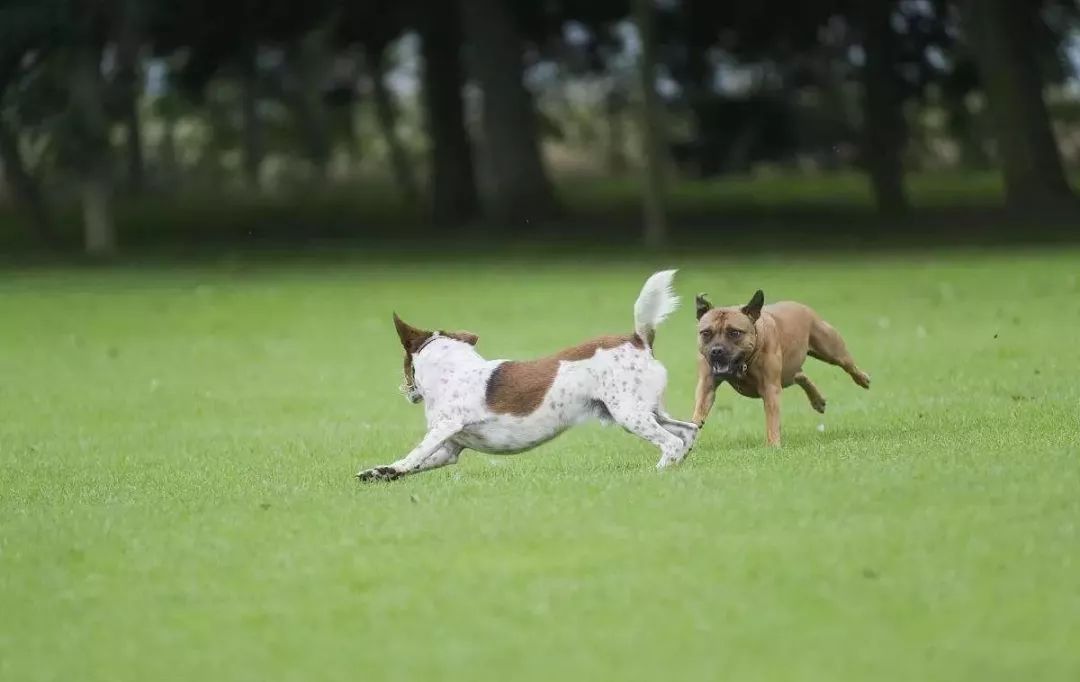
443, 330, 479, 346
393, 312, 433, 353
695, 293, 713, 320
742, 290, 765, 321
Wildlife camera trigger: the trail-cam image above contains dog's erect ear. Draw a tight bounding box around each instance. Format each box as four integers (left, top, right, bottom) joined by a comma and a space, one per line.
741, 290, 765, 322
393, 312, 432, 353
695, 293, 713, 320
443, 330, 479, 346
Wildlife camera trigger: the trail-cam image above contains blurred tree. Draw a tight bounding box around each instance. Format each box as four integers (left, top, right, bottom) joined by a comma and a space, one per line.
417, 0, 479, 226
634, 0, 668, 245
461, 0, 558, 223
856, 0, 908, 214
149, 0, 339, 190
111, 0, 144, 193
960, 0, 1073, 208
338, 0, 420, 205
365, 43, 421, 207
670, 0, 857, 175
63, 0, 117, 256
0, 3, 58, 245
285, 24, 333, 179
605, 89, 629, 176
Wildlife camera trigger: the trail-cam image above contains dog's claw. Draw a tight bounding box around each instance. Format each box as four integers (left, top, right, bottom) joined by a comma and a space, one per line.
356, 466, 401, 483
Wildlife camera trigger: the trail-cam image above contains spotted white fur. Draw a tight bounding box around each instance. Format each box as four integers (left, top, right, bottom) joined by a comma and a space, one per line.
357, 270, 699, 481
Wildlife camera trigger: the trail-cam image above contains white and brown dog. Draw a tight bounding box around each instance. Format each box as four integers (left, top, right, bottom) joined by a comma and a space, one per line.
357, 270, 698, 481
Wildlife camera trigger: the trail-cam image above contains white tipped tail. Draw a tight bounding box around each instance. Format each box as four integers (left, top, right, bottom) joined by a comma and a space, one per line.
633, 269, 679, 346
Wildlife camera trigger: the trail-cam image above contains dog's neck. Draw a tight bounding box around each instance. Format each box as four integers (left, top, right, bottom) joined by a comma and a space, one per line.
413, 338, 486, 402
414, 332, 443, 355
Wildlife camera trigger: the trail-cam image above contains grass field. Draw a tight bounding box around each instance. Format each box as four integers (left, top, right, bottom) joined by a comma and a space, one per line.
2, 248, 1079, 681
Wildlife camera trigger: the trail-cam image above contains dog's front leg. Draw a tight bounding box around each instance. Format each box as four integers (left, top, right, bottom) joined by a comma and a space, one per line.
357, 421, 463, 482
691, 362, 717, 427
762, 384, 782, 447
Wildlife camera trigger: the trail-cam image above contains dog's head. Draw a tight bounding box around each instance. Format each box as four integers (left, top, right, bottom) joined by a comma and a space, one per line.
392, 313, 478, 403
694, 290, 764, 379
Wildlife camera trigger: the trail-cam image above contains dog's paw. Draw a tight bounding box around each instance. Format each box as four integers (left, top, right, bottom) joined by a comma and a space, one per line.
683, 427, 700, 450
356, 465, 401, 483
656, 453, 686, 470
854, 371, 871, 389
811, 397, 826, 414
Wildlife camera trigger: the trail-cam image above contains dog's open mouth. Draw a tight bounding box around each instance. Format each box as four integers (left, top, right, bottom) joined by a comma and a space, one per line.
710, 360, 746, 379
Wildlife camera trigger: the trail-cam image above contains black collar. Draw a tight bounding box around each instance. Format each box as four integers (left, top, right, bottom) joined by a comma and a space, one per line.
413, 332, 442, 356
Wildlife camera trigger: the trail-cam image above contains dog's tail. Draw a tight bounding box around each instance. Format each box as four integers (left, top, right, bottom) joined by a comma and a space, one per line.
633, 269, 679, 347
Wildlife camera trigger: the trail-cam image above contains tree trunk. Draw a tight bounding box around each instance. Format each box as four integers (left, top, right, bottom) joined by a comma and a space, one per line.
70, 44, 116, 256
420, 0, 479, 226
115, 0, 144, 194
159, 108, 179, 185
290, 28, 331, 179
0, 118, 56, 246
962, 0, 1072, 208
945, 88, 991, 171
858, 0, 908, 215
81, 175, 114, 256
240, 48, 264, 191
605, 89, 628, 176
367, 45, 421, 206
119, 86, 144, 194
633, 0, 668, 246
460, 0, 557, 223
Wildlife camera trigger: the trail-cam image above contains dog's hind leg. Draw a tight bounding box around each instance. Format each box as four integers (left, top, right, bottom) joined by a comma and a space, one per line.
608, 405, 689, 469
793, 372, 826, 414
808, 318, 870, 389
654, 410, 699, 451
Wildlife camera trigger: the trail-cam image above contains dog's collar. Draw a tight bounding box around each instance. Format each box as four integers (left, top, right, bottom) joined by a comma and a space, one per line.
740, 345, 758, 375
413, 332, 442, 356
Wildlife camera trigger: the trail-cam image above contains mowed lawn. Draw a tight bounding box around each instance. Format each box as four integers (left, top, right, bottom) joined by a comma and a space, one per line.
1, 249, 1079, 681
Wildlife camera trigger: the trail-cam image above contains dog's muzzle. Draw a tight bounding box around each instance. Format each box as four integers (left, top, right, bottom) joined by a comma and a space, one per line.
400, 382, 423, 404
708, 347, 746, 379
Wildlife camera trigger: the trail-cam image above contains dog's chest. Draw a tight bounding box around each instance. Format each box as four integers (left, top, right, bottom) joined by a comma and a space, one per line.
726, 374, 761, 398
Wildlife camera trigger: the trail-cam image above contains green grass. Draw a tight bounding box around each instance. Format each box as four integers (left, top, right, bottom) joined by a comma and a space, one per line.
2, 250, 1079, 681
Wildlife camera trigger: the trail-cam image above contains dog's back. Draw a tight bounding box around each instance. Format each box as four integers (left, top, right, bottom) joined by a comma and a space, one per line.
763, 301, 818, 348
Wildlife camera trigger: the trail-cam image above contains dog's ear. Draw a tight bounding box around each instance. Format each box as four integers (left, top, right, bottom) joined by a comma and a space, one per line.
443, 330, 479, 346
741, 290, 765, 322
695, 293, 713, 320
393, 312, 432, 353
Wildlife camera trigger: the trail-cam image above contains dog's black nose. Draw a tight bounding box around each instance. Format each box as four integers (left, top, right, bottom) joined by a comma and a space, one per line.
709, 347, 727, 361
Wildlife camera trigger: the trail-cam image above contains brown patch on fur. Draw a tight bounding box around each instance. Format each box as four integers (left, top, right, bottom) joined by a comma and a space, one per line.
486, 334, 643, 416
440, 330, 479, 346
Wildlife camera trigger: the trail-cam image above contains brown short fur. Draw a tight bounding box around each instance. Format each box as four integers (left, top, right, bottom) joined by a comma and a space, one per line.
486, 334, 645, 416
692, 291, 870, 446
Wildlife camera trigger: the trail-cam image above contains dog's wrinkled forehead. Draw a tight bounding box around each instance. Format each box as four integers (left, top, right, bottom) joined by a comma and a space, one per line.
698, 308, 726, 329
698, 308, 752, 332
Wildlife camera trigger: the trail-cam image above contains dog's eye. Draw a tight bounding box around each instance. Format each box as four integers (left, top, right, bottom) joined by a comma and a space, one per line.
699, 329, 712, 340
727, 329, 743, 340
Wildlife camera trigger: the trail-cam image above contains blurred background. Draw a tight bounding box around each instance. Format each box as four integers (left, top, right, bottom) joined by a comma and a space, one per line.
0, 0, 1079, 255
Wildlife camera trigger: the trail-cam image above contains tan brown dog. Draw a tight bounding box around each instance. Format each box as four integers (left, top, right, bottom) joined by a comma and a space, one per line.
692, 290, 870, 446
